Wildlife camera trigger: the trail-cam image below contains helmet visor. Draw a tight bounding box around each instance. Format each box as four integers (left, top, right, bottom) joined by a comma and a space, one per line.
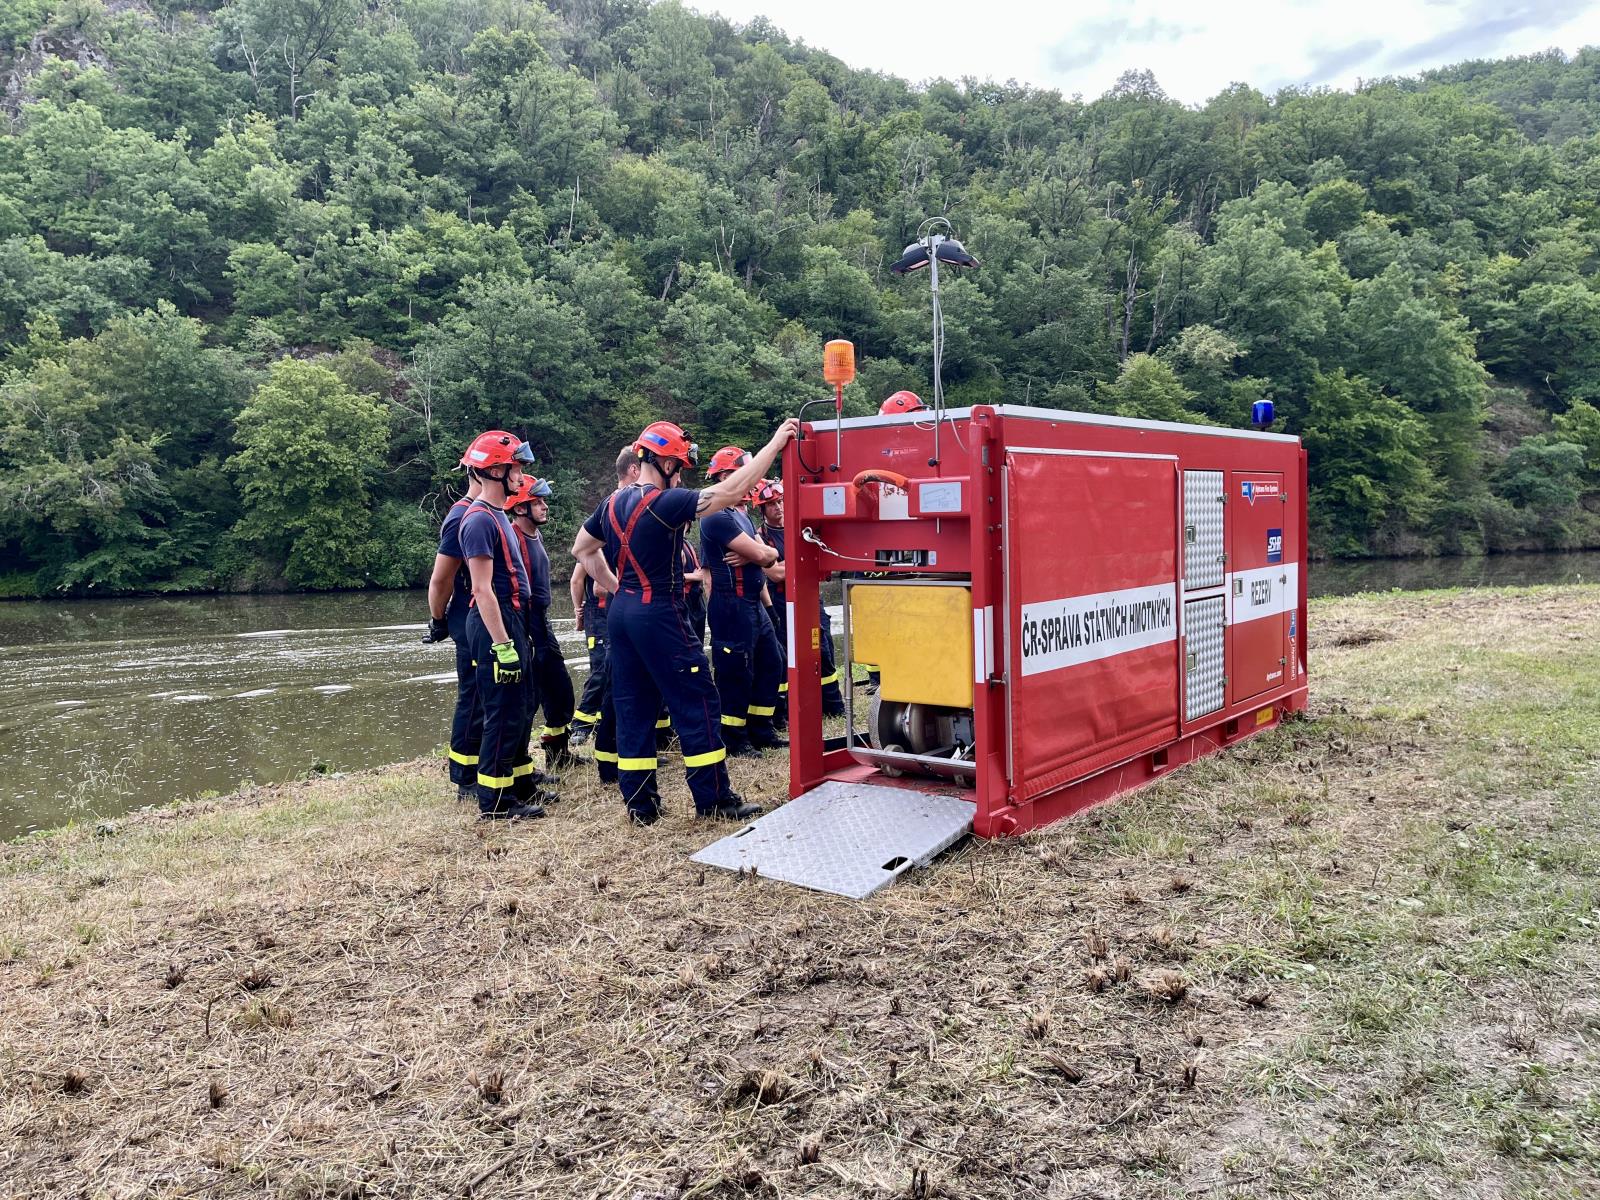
512, 441, 535, 465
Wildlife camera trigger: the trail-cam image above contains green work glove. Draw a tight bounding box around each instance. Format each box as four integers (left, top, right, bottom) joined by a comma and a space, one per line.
491, 640, 522, 685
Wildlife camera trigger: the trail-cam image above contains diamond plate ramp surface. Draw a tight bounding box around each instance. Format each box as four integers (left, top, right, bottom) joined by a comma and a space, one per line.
691, 781, 975, 899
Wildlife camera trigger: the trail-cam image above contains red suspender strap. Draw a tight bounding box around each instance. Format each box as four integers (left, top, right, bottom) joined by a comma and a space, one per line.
467, 504, 521, 613
514, 528, 534, 610
608, 487, 663, 604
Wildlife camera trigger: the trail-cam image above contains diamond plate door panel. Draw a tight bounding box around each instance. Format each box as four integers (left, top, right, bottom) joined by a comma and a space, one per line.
690, 781, 975, 899
1185, 595, 1226, 722
1183, 470, 1225, 591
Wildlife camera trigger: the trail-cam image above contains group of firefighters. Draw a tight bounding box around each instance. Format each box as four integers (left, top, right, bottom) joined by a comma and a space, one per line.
423, 391, 928, 826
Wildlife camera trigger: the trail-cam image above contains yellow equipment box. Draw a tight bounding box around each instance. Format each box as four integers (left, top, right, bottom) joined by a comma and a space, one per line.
849, 583, 973, 709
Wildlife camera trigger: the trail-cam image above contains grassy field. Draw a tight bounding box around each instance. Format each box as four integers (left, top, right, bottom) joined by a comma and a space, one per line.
2, 586, 1598, 1199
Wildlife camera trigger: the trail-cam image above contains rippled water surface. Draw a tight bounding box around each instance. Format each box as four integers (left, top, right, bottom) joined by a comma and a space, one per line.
3, 550, 1597, 840
0, 591, 584, 840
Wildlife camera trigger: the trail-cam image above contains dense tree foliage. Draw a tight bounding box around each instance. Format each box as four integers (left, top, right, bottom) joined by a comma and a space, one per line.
2, 2, 1598, 592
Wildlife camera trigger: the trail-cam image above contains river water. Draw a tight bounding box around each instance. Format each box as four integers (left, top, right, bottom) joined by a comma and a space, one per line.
3, 550, 1597, 841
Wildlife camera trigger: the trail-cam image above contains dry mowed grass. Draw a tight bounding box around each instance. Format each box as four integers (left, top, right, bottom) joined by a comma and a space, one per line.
3, 586, 1599, 1199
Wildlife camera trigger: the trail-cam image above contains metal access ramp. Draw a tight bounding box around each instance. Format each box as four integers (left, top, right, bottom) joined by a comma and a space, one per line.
691, 780, 975, 899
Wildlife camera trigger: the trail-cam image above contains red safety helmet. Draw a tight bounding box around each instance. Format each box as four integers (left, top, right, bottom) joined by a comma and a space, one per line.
460, 430, 534, 470
506, 477, 553, 511
634, 421, 699, 469
748, 478, 783, 507
706, 445, 750, 478
880, 390, 927, 416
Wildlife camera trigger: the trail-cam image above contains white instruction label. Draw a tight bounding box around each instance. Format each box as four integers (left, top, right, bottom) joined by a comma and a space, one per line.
918, 480, 962, 514
1019, 582, 1178, 676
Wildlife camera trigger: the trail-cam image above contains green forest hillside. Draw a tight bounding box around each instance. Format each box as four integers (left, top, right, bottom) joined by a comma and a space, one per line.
2, 0, 1599, 594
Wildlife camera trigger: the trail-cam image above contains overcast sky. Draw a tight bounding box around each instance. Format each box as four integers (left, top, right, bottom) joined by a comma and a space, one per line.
698, 0, 1600, 104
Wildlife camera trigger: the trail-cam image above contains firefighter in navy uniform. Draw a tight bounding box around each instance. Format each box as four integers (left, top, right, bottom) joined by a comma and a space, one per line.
700, 448, 788, 757
751, 479, 846, 718
648, 536, 711, 755
570, 448, 640, 748
457, 431, 544, 820
680, 538, 708, 643
571, 418, 798, 826
507, 477, 577, 780
423, 433, 534, 796
568, 566, 606, 747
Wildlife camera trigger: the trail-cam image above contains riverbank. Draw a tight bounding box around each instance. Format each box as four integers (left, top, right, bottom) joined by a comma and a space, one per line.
3, 586, 1598, 1198
5, 546, 1600, 604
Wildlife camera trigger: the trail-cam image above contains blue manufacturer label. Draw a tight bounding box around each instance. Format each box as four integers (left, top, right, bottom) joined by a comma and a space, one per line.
1242, 479, 1282, 505
1267, 528, 1283, 564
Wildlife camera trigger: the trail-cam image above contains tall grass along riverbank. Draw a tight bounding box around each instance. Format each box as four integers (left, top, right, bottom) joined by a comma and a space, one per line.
3, 586, 1598, 1198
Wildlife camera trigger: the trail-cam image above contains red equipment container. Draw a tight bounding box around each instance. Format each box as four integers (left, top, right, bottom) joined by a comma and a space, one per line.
781, 403, 1309, 838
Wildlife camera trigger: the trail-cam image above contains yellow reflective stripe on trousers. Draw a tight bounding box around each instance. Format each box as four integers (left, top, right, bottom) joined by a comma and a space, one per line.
618, 756, 658, 771
587, 636, 596, 648
683, 747, 727, 768
477, 772, 514, 788
542, 724, 569, 737
448, 749, 479, 765
747, 705, 776, 717
654, 717, 671, 729
777, 682, 789, 693
720, 714, 747, 727
512, 762, 535, 777
819, 671, 841, 686
593, 750, 619, 763
573, 711, 598, 724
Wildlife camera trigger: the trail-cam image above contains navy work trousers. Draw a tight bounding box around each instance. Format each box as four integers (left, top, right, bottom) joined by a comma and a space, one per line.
465, 605, 530, 813
709, 592, 783, 742
607, 589, 731, 820
527, 606, 575, 741
447, 611, 482, 786
574, 630, 606, 729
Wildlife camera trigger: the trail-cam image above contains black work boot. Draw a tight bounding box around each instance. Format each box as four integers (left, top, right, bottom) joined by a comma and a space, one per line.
569, 722, 593, 748
724, 728, 760, 759
541, 732, 576, 772
480, 800, 546, 820
749, 717, 788, 751
627, 794, 663, 826
697, 794, 764, 822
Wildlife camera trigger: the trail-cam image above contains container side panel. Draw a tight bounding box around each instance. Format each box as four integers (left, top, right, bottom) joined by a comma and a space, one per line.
1005, 451, 1180, 786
